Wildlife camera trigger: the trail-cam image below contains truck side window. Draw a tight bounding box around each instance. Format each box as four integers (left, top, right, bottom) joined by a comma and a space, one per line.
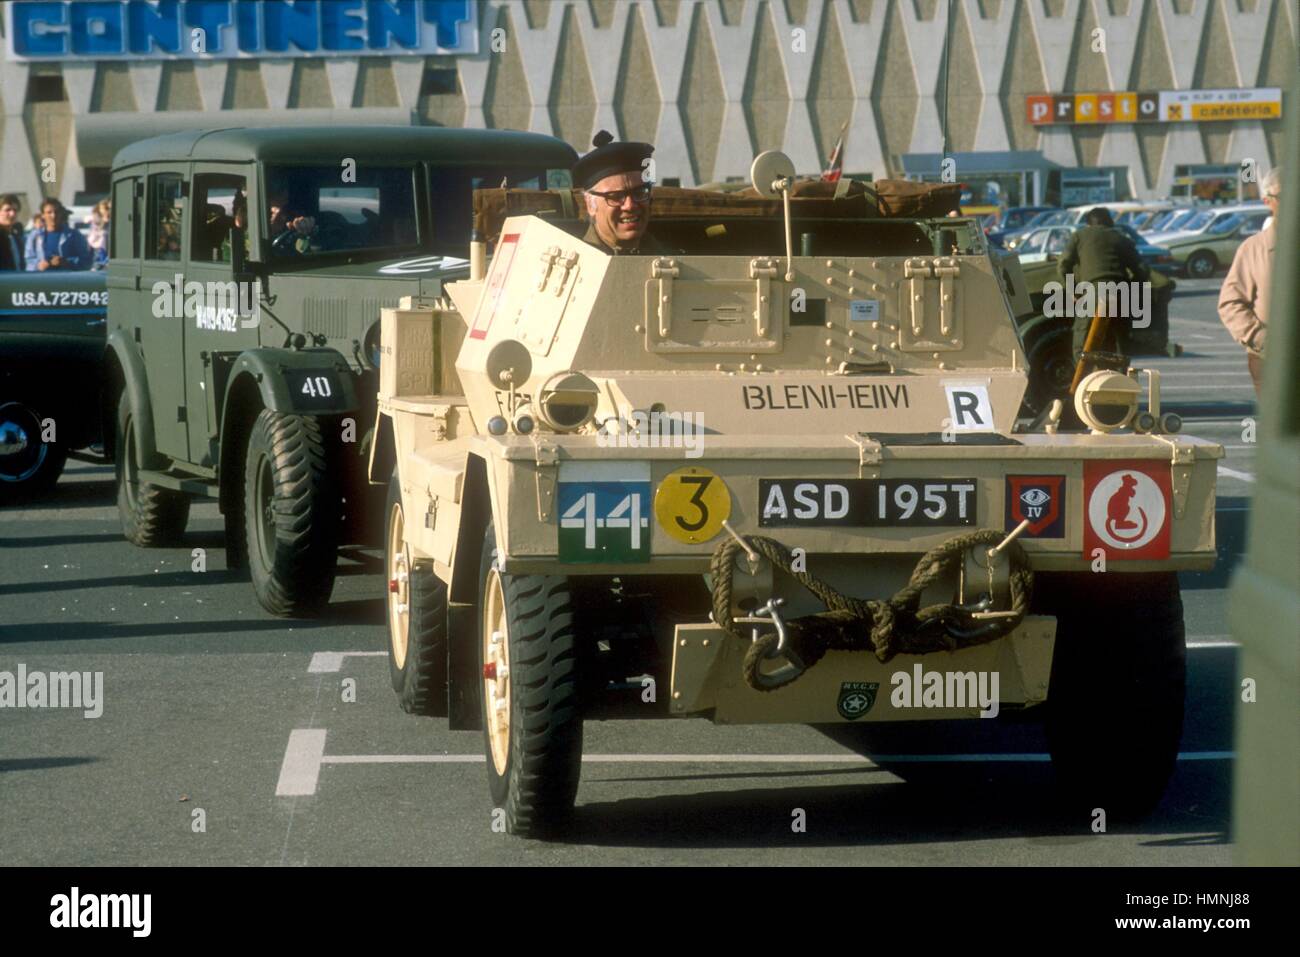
148, 174, 185, 262
192, 174, 248, 263
111, 178, 139, 259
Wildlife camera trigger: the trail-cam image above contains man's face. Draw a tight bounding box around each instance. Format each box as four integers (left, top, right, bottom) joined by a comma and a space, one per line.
41, 203, 63, 230
585, 171, 650, 248
0, 203, 17, 227
1263, 190, 1279, 221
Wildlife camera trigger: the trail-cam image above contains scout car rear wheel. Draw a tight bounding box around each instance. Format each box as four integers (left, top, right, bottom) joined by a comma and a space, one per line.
115, 392, 190, 546
479, 524, 582, 836
0, 399, 67, 497
1039, 571, 1186, 820
385, 472, 448, 714
1186, 250, 1217, 278
243, 410, 339, 617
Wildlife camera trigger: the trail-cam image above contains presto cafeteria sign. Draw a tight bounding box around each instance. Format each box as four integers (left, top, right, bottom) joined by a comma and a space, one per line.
1027, 88, 1282, 125
5, 0, 477, 59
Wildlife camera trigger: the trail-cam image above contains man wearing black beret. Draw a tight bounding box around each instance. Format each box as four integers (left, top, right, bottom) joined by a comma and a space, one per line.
572, 130, 666, 255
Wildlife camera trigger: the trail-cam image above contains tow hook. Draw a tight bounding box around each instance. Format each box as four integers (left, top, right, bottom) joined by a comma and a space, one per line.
747, 597, 807, 690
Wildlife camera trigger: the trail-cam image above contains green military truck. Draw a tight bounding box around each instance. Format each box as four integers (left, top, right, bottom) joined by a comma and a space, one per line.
105, 127, 577, 616
1, 270, 108, 498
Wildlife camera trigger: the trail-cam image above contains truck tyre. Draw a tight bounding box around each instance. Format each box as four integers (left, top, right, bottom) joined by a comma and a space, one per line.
385, 472, 448, 714
243, 409, 339, 617
1039, 571, 1186, 820
1021, 323, 1074, 416
478, 523, 582, 835
0, 399, 67, 498
115, 391, 190, 546
1186, 250, 1216, 278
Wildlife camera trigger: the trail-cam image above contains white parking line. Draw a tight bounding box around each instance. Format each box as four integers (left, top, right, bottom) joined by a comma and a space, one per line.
1218, 466, 1256, 483
275, 729, 328, 796
308, 651, 387, 673
274, 732, 1236, 797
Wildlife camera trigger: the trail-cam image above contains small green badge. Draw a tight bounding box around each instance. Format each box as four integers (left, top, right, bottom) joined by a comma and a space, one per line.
837, 681, 879, 720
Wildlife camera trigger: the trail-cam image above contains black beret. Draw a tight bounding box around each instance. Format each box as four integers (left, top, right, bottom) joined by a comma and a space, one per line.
572, 130, 655, 190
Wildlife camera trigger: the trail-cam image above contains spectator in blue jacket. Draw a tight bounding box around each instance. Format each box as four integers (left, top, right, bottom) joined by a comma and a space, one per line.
24, 198, 92, 271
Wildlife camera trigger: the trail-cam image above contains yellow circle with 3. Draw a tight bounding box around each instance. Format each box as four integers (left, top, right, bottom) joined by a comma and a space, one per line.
654, 467, 731, 544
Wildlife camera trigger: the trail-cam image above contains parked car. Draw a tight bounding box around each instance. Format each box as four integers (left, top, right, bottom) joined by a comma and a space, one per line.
1158, 206, 1271, 277
985, 205, 1056, 247
1140, 206, 1198, 234
0, 271, 108, 497
1002, 208, 1074, 249
1013, 222, 1174, 272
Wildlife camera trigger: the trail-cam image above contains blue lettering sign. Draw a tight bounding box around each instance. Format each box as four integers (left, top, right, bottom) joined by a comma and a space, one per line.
129, 0, 182, 55
321, 0, 365, 52
367, 0, 418, 50
4, 0, 478, 59
13, 2, 67, 57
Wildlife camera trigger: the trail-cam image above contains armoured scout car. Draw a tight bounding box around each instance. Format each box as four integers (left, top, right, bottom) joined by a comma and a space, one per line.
375, 153, 1222, 835
105, 127, 576, 615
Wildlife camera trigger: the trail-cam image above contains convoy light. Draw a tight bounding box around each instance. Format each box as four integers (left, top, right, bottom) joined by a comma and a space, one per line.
512, 405, 536, 435
536, 372, 600, 432
486, 415, 509, 436
1074, 369, 1140, 433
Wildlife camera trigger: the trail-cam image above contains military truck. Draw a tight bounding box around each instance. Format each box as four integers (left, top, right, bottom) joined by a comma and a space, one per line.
375, 152, 1222, 835
1, 270, 108, 498
105, 127, 577, 616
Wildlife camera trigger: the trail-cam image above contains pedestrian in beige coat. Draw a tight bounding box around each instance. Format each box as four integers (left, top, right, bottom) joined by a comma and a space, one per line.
1218, 167, 1280, 395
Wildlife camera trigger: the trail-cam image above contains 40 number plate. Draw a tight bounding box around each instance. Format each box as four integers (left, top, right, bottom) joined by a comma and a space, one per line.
758, 479, 978, 527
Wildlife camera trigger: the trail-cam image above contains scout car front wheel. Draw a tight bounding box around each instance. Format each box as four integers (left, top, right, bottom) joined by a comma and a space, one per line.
115, 392, 189, 546
243, 410, 339, 617
385, 472, 448, 714
1039, 571, 1186, 820
479, 524, 582, 836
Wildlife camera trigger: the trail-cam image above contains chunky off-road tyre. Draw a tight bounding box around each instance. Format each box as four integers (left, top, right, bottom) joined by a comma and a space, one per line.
115, 391, 190, 546
243, 409, 339, 617
478, 523, 582, 836
0, 399, 67, 499
1039, 571, 1186, 820
385, 472, 448, 714
1021, 323, 1074, 416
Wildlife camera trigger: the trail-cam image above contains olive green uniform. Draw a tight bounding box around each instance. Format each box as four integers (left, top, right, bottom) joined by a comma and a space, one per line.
1056, 225, 1150, 362
581, 222, 670, 256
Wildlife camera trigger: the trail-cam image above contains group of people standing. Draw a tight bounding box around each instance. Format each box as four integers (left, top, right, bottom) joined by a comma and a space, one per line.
0, 193, 110, 272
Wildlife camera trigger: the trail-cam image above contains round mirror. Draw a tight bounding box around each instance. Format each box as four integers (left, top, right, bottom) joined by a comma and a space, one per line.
485, 339, 533, 390
750, 150, 796, 198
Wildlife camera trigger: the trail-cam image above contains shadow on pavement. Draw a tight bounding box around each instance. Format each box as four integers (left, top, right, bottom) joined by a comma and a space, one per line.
563, 759, 1229, 849
0, 756, 99, 774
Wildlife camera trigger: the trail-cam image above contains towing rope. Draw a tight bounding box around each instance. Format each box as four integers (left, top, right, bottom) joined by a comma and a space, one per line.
708, 530, 1034, 692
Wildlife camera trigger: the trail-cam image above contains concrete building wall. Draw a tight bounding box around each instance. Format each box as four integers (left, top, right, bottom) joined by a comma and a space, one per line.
0, 0, 1295, 208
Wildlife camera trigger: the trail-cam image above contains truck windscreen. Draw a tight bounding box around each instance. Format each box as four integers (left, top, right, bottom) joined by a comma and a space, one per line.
264, 165, 419, 259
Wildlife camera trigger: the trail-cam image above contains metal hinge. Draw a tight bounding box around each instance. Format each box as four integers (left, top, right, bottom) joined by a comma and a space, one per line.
652, 257, 679, 338
532, 436, 559, 522
848, 433, 883, 477
424, 493, 438, 530
1154, 435, 1196, 519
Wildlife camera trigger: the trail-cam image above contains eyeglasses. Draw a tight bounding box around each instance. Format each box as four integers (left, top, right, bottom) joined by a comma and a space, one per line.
587, 184, 652, 207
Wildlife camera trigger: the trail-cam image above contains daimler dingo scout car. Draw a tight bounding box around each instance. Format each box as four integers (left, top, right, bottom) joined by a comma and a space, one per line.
105, 127, 576, 615
376, 152, 1222, 835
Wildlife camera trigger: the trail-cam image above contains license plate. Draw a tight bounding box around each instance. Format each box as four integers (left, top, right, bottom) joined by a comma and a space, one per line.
758, 479, 977, 527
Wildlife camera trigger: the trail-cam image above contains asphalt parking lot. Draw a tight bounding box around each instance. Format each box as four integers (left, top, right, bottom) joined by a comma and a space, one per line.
0, 276, 1256, 864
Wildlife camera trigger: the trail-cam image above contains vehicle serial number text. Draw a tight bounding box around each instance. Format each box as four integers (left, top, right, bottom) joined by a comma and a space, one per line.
10, 290, 108, 307
759, 479, 978, 527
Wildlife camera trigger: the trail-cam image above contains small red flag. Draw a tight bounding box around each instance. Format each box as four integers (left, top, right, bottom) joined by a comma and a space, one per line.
822, 121, 848, 183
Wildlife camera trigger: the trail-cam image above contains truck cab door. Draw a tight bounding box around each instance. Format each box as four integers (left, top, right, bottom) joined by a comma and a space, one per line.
138, 163, 190, 462
184, 165, 258, 467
